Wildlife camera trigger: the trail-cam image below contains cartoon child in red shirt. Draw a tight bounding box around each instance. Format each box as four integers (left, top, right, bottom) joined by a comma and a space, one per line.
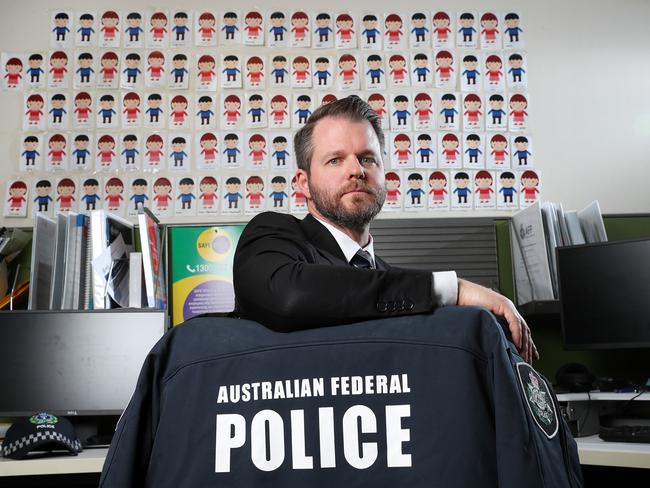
47, 133, 67, 166
153, 177, 173, 210
197, 12, 216, 42
432, 11, 452, 43
384, 14, 403, 45
145, 134, 164, 166
122, 92, 141, 124
99, 51, 119, 84
100, 11, 120, 43
393, 133, 412, 165
25, 94, 45, 126
244, 11, 263, 41
197, 54, 216, 85
199, 132, 218, 164
269, 95, 289, 125
73, 92, 93, 124
97, 134, 116, 166
388, 54, 408, 84
245, 175, 265, 208
292, 56, 310, 85
480, 13, 499, 45
4, 57, 23, 88
414, 92, 434, 127
428, 171, 448, 205
489, 134, 509, 165
49, 51, 68, 84
150, 12, 168, 42
290, 11, 309, 42
463, 93, 483, 127
146, 51, 165, 81
485, 54, 503, 85
7, 181, 27, 213
246, 56, 264, 87
104, 177, 124, 211
56, 178, 76, 211
521, 170, 540, 203
338, 54, 358, 85
199, 176, 219, 209
223, 94, 242, 125
509, 94, 529, 127
441, 133, 460, 164
169, 95, 188, 126
384, 171, 401, 207
435, 50, 454, 83
474, 170, 494, 203
336, 13, 355, 44
291, 175, 306, 208
248, 134, 267, 166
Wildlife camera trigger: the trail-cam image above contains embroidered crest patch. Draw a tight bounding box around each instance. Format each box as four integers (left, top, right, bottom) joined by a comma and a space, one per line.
516, 362, 558, 439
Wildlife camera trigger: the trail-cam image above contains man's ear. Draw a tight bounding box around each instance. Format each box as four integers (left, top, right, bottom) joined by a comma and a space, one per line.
295, 169, 311, 199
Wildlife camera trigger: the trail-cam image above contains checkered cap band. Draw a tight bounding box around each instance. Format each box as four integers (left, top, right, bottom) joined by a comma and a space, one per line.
2, 430, 82, 456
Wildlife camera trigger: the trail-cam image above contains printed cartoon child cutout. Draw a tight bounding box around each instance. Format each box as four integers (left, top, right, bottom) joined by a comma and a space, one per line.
20, 135, 43, 171
195, 12, 217, 46
123, 12, 144, 48
269, 95, 290, 129
144, 134, 165, 169
520, 170, 540, 208
23, 94, 45, 131
243, 56, 265, 90
95, 134, 117, 171
411, 52, 433, 87
409, 12, 430, 48
96, 93, 117, 129
474, 170, 496, 209
75, 12, 97, 47
391, 133, 414, 169
46, 133, 68, 171
387, 54, 410, 87
319, 93, 338, 107
508, 94, 529, 132
451, 171, 473, 210
71, 133, 93, 169
367, 93, 389, 130
463, 133, 485, 168
480, 13, 501, 49
3, 55, 24, 91
438, 133, 462, 168
293, 94, 313, 127
507, 53, 528, 89
337, 54, 359, 91
171, 11, 192, 47
487, 134, 510, 169
196, 94, 216, 128
198, 176, 220, 215
383, 171, 402, 211
245, 94, 267, 129
175, 177, 197, 215
414, 133, 436, 168
438, 93, 460, 131
456, 12, 478, 48
73, 92, 93, 128
104, 177, 125, 214
244, 11, 265, 46
121, 92, 142, 128
196, 132, 219, 170
196, 54, 217, 91
169, 95, 190, 129
484, 54, 505, 92
497, 171, 518, 210
4, 180, 29, 218
221, 55, 242, 88
463, 93, 484, 131
268, 176, 289, 212
290, 11, 311, 48
313, 56, 333, 89
25, 53, 46, 89
511, 135, 534, 167
432, 11, 454, 48
73, 52, 95, 89
80, 178, 101, 212
99, 11, 121, 48
121, 52, 143, 89
145, 93, 166, 129
168, 135, 190, 171
404, 172, 426, 211
503, 13, 524, 49
312, 12, 334, 49
128, 178, 149, 215
146, 11, 169, 48
360, 14, 382, 50
120, 134, 141, 170
364, 54, 385, 90
291, 55, 312, 88
428, 171, 450, 210
268, 11, 289, 48
290, 175, 307, 213
461, 55, 482, 92
244, 175, 266, 214
33, 179, 54, 215
97, 51, 119, 89
220, 93, 243, 129
247, 134, 268, 169
435, 50, 456, 89
221, 133, 243, 168
48, 51, 69, 89
390, 94, 412, 131
384, 14, 406, 50
413, 93, 435, 131
269, 55, 289, 88
168, 53, 189, 90
222, 177, 243, 214
335, 13, 357, 49
145, 51, 166, 87
152, 177, 173, 217
51, 11, 72, 48
221, 11, 242, 44
48, 93, 69, 130
486, 94, 508, 131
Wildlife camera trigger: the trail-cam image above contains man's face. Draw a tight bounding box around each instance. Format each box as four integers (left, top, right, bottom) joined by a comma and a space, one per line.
296, 117, 386, 230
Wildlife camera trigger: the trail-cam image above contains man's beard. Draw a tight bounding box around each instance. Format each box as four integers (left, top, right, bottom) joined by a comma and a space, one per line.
309, 179, 386, 231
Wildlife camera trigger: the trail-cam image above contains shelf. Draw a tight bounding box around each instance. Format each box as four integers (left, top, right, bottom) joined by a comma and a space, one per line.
557, 392, 650, 402
575, 435, 650, 469
0, 447, 107, 476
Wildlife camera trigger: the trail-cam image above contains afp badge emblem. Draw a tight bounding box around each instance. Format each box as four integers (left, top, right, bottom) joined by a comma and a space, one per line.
516, 362, 558, 439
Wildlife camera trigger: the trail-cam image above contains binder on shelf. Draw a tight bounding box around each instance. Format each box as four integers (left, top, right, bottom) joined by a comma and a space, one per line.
49, 213, 69, 310
128, 252, 144, 308
27, 214, 57, 310
137, 207, 167, 309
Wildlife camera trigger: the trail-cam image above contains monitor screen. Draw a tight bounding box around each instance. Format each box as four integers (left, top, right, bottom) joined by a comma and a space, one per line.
557, 238, 650, 349
0, 310, 166, 416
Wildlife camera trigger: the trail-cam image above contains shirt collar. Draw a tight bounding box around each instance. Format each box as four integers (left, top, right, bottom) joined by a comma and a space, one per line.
312, 214, 375, 266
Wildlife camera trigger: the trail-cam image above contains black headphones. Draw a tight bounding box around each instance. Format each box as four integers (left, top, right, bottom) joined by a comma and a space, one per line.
555, 363, 596, 392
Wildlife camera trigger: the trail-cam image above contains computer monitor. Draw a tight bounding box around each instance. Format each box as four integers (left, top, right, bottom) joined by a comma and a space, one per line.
557, 238, 650, 349
0, 310, 166, 416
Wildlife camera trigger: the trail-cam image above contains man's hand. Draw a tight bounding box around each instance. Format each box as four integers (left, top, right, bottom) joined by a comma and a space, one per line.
457, 278, 538, 364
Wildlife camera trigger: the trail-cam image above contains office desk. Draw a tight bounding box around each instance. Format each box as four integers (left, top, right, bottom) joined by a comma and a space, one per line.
0, 447, 107, 477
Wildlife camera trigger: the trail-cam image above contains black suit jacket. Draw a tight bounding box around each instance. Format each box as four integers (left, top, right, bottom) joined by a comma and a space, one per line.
234, 211, 436, 331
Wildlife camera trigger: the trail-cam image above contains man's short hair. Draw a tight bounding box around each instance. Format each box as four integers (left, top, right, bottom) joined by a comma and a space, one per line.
293, 95, 384, 173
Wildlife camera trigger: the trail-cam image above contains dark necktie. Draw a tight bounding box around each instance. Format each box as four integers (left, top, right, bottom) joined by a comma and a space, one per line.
350, 249, 374, 269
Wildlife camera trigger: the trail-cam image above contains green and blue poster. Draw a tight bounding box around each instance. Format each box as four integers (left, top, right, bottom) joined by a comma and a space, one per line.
169, 225, 244, 326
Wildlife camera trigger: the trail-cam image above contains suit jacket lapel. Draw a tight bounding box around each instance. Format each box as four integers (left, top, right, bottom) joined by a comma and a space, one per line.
300, 213, 349, 264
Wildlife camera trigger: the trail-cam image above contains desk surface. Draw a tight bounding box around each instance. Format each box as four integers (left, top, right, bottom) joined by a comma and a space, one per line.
576, 435, 650, 469
0, 447, 107, 477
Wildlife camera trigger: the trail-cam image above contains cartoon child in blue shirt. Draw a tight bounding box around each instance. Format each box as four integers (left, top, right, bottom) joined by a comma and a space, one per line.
197, 95, 215, 125
458, 13, 477, 42
121, 134, 140, 165
177, 177, 195, 209
315, 13, 333, 42
406, 173, 426, 205
223, 134, 241, 164
222, 55, 241, 82
172, 12, 190, 41
465, 134, 483, 164
123, 53, 142, 83
169, 137, 188, 167
462, 55, 480, 85
222, 12, 240, 40
313, 57, 332, 86
269, 176, 288, 208
271, 56, 288, 84
498, 171, 517, 203
504, 13, 523, 43
416, 134, 434, 163
439, 93, 458, 124
247, 94, 265, 124
223, 177, 243, 208
52, 12, 70, 42
77, 14, 95, 42
34, 180, 53, 212
487, 94, 506, 125
81, 178, 100, 210
392, 95, 411, 126
410, 13, 429, 42
73, 134, 91, 165
453, 172, 472, 203
269, 12, 288, 41
26, 54, 45, 83
171, 54, 189, 83
365, 54, 384, 85
130, 178, 148, 210
22, 136, 40, 166
513, 136, 532, 165
294, 95, 312, 124
362, 15, 380, 44
125, 12, 144, 42
271, 136, 290, 166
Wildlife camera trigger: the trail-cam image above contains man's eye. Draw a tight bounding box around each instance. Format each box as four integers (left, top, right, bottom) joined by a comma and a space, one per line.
361, 157, 376, 165
328, 158, 339, 165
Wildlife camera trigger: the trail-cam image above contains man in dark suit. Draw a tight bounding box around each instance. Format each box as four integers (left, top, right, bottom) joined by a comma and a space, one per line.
234, 95, 537, 363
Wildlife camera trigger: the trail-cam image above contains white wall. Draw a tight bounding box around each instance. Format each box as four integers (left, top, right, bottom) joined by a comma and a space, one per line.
1, 0, 649, 227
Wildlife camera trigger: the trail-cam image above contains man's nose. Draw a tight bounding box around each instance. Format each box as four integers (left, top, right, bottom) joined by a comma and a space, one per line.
345, 156, 365, 178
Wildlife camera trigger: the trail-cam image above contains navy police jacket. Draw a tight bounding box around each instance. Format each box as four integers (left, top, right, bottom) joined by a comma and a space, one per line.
100, 307, 583, 487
